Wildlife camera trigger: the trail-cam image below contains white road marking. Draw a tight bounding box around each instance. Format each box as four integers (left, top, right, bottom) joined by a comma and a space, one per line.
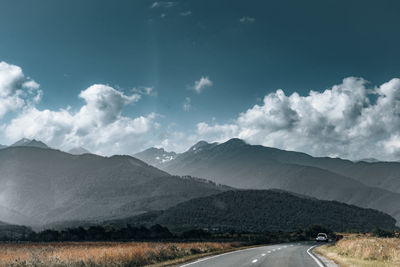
306, 245, 325, 267
179, 246, 271, 266
267, 251, 271, 253
261, 253, 266, 256
277, 247, 281, 250
290, 244, 294, 247
252, 259, 258, 263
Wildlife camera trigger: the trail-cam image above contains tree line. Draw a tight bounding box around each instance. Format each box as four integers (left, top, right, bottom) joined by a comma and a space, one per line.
0, 224, 343, 243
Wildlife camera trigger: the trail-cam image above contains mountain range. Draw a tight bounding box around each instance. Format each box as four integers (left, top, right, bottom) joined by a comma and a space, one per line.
0, 138, 91, 155
0, 146, 228, 227
108, 190, 396, 233
135, 138, 400, 225
2, 137, 400, 233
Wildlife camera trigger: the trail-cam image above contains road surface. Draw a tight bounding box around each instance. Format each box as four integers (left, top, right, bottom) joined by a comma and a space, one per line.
179, 242, 330, 267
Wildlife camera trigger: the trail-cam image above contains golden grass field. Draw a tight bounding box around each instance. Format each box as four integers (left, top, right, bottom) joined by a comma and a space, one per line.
0, 241, 239, 267
315, 235, 400, 267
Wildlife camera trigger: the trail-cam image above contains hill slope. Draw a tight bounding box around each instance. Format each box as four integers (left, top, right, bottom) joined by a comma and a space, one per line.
0, 220, 33, 240
0, 147, 228, 227
136, 139, 400, 224
111, 190, 397, 233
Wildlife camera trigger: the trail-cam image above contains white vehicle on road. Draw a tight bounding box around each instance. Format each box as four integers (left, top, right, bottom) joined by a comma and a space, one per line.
315, 233, 328, 242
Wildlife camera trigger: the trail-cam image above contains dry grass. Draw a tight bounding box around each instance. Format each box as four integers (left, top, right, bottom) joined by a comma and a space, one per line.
0, 241, 240, 267
315, 235, 400, 267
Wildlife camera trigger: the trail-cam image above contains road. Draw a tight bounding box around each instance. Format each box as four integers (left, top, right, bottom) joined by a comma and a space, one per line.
179, 242, 329, 267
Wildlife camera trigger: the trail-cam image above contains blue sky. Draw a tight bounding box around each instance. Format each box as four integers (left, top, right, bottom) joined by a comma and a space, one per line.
0, 0, 400, 159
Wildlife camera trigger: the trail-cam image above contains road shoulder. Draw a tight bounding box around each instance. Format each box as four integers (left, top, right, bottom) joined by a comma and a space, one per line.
313, 245, 339, 267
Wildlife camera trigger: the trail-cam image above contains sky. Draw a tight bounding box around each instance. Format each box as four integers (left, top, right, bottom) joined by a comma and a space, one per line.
0, 0, 399, 160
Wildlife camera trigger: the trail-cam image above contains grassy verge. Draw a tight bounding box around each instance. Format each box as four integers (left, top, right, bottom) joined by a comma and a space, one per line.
315, 236, 400, 267
0, 241, 245, 267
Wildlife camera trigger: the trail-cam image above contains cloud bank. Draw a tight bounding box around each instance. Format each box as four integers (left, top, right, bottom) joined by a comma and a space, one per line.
2, 61, 400, 160
0, 62, 159, 155
195, 77, 400, 161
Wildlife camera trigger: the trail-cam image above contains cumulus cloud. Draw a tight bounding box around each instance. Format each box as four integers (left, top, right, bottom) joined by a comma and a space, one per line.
239, 16, 255, 24
192, 76, 213, 93
183, 97, 191, 111
194, 77, 400, 161
3, 85, 158, 155
0, 61, 42, 118
0, 62, 160, 155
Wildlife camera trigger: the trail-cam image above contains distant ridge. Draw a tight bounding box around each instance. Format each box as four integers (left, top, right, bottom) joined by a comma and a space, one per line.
68, 147, 91, 155
107, 190, 397, 233
136, 138, 400, 225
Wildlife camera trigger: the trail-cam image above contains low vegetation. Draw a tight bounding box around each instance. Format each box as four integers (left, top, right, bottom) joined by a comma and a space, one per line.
0, 241, 239, 267
0, 224, 336, 266
315, 233, 400, 267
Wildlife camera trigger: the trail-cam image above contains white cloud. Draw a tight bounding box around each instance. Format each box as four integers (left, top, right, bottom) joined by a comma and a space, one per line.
192, 76, 213, 93
193, 77, 400, 161
183, 97, 191, 111
0, 62, 160, 155
197, 122, 239, 143
239, 16, 255, 24
132, 86, 156, 96
180, 10, 192, 16
0, 61, 41, 118
4, 94, 158, 155
150, 1, 176, 8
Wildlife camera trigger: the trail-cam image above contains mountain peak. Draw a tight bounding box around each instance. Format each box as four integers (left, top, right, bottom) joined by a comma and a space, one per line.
223, 138, 247, 146
11, 138, 49, 149
189, 140, 210, 151
134, 147, 177, 167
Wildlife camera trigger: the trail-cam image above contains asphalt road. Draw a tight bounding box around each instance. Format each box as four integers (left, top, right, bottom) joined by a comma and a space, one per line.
179, 242, 327, 267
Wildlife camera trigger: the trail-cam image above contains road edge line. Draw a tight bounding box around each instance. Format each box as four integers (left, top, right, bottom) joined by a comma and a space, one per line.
307, 245, 325, 267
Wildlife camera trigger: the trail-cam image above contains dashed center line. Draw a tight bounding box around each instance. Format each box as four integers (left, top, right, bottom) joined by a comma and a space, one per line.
252, 259, 258, 263
261, 253, 266, 256
267, 251, 271, 253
